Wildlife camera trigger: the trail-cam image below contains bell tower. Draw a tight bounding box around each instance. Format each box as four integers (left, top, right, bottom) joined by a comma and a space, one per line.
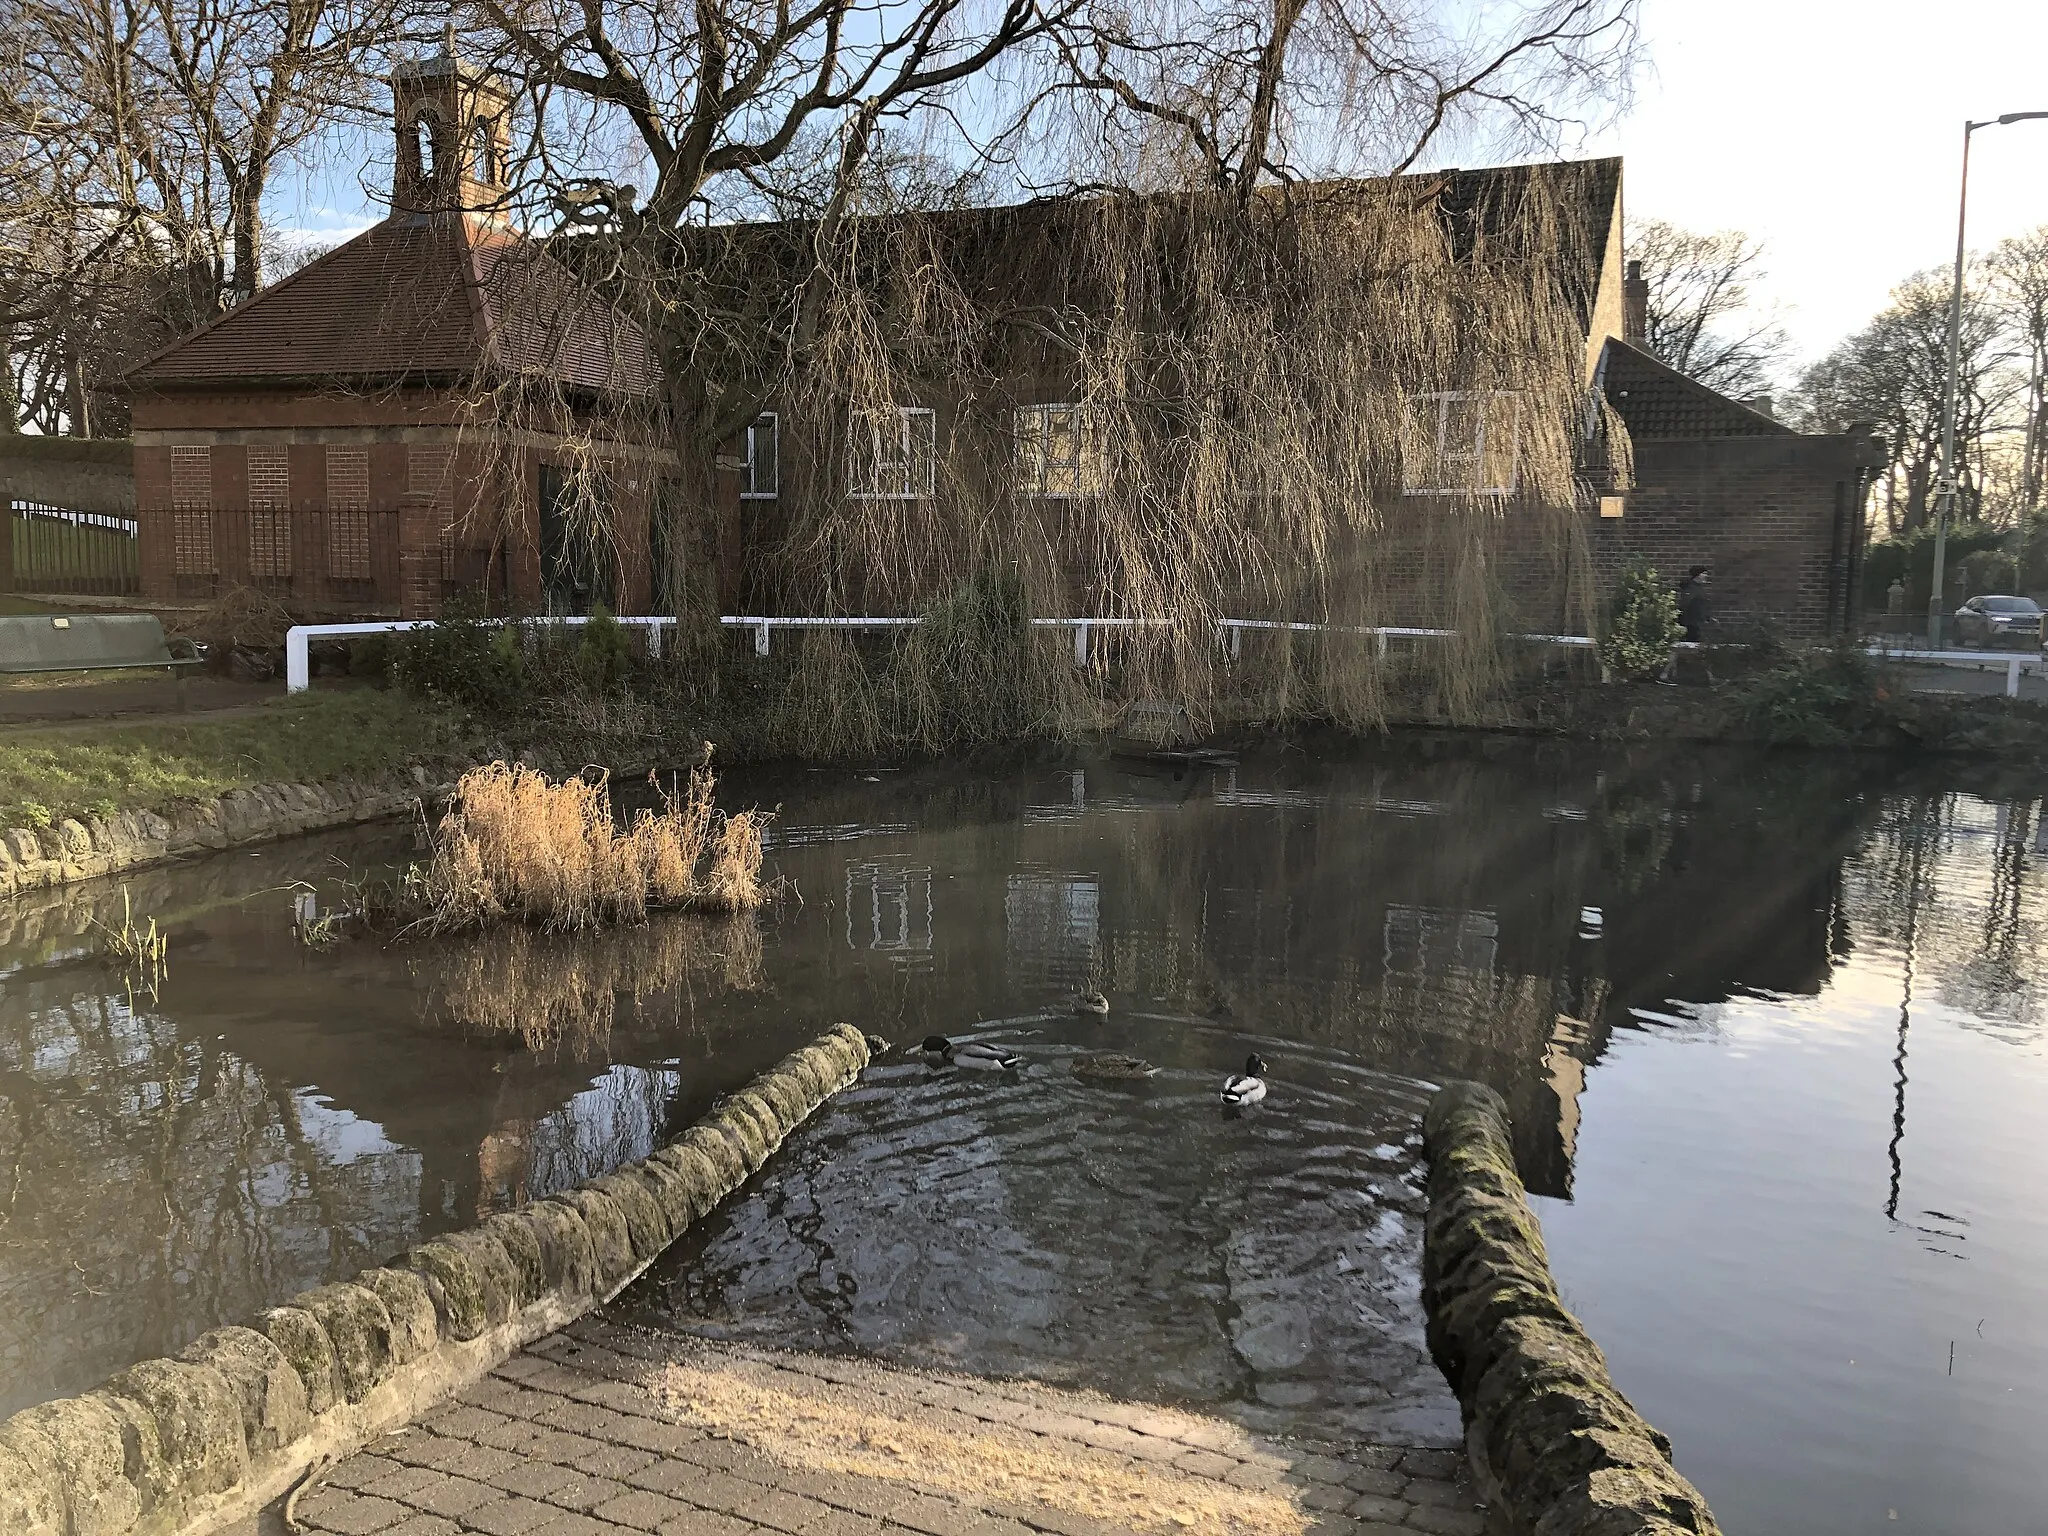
391, 32, 512, 220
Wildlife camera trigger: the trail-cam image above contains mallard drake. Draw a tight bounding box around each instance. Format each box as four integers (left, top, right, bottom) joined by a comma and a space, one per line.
1072, 1052, 1159, 1081
922, 1035, 1021, 1070
1221, 1054, 1268, 1107
1073, 990, 1110, 1016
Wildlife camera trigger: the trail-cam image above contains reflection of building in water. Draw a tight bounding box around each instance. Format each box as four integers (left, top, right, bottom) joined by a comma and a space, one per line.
1005, 869, 1102, 988
845, 860, 935, 966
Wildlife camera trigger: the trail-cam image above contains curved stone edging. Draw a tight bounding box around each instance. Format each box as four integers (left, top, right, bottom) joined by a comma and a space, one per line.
1421, 1081, 1722, 1536
0, 767, 453, 898
0, 1023, 880, 1536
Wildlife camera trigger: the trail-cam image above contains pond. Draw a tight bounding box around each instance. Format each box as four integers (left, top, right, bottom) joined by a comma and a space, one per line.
1, 737, 2044, 1534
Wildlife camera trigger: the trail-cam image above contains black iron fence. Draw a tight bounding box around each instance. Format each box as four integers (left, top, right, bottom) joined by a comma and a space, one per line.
8, 503, 140, 596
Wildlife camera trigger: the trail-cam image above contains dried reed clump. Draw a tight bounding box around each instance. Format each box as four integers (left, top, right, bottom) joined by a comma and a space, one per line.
423, 915, 765, 1058
413, 759, 771, 933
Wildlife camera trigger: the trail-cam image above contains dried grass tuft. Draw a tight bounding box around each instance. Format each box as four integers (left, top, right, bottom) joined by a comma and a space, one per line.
410, 757, 771, 933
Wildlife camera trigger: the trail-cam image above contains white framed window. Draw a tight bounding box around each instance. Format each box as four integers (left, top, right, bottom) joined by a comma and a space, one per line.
742, 413, 779, 499
1015, 404, 1103, 498
1403, 391, 1521, 496
847, 406, 935, 500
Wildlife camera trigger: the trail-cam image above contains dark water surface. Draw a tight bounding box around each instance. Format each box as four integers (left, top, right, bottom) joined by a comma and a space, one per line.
2, 739, 2045, 1533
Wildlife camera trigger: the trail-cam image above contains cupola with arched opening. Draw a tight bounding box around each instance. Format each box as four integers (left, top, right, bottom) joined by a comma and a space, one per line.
391, 42, 512, 219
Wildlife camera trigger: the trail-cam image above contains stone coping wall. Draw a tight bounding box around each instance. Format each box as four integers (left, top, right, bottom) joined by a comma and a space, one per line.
1421, 1081, 1722, 1536
0, 767, 452, 898
0, 1023, 879, 1536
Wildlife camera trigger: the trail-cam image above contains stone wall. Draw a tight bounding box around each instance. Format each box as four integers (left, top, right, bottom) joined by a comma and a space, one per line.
1420, 1081, 1722, 1536
0, 1023, 879, 1536
0, 767, 453, 898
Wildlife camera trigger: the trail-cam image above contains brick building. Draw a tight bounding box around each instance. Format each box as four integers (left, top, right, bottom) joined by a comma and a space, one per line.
128, 46, 667, 618
1592, 279, 1885, 638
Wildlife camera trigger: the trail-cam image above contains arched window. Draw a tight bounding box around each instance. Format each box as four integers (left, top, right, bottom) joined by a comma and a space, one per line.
468, 121, 495, 183
412, 107, 439, 182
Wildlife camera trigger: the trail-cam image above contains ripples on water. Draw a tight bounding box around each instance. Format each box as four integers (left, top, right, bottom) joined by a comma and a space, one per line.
4, 740, 2048, 1533
627, 1018, 1450, 1444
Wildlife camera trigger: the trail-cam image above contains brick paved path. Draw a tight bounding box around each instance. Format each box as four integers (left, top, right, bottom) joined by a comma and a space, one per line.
285, 1318, 1490, 1536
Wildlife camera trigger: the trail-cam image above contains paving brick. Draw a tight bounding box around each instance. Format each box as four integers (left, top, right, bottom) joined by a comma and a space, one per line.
791, 1509, 890, 1536
489, 1461, 587, 1501
608, 1416, 710, 1456
359, 1464, 462, 1502
535, 1398, 636, 1438
324, 1455, 406, 1492
654, 1512, 759, 1536
1288, 1454, 1355, 1486
1343, 1493, 1410, 1524
733, 1488, 842, 1534
477, 1418, 558, 1454
295, 1489, 415, 1534
406, 1475, 503, 1519
384, 1518, 463, 1536
1296, 1482, 1354, 1513
582, 1443, 663, 1480
538, 1473, 635, 1512
1343, 1449, 1404, 1478
528, 1515, 622, 1536
1170, 1450, 1236, 1480
468, 1495, 575, 1535
595, 1490, 696, 1531
1401, 1506, 1488, 1536
422, 1404, 513, 1440
1392, 1450, 1462, 1481
495, 1354, 557, 1382
885, 1493, 1002, 1536
1337, 1467, 1405, 1499
1401, 1477, 1472, 1508
435, 1443, 529, 1482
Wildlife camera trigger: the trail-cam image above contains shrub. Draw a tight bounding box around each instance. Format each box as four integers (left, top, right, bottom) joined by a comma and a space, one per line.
387, 612, 525, 713
574, 606, 633, 694
1598, 560, 1682, 682
1731, 650, 1905, 748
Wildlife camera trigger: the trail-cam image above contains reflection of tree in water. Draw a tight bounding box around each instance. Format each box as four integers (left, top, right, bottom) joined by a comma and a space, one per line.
415, 915, 765, 1059
0, 982, 424, 1415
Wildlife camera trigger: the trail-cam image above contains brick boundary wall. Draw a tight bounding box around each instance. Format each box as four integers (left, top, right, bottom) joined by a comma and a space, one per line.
0, 1023, 881, 1536
1421, 1082, 1723, 1535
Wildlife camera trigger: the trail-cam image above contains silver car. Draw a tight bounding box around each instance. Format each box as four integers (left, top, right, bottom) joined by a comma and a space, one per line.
1954, 595, 2045, 649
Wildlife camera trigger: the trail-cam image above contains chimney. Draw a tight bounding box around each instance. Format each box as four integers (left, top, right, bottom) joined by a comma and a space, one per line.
1743, 395, 1776, 420
1623, 258, 1648, 345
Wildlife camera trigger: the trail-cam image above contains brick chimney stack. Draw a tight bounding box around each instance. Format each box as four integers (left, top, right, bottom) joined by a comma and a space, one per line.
1623, 259, 1649, 345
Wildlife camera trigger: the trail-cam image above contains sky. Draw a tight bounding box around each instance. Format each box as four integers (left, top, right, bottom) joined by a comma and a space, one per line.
1580, 0, 2048, 373
281, 0, 2048, 380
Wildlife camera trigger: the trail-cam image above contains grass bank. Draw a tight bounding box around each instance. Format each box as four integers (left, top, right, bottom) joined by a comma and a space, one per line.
1, 688, 473, 827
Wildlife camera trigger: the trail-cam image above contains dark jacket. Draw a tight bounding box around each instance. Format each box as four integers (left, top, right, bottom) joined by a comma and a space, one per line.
1676, 578, 1711, 638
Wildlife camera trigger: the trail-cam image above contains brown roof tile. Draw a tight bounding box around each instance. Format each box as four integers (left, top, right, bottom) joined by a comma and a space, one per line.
1601, 338, 1789, 439
132, 214, 655, 396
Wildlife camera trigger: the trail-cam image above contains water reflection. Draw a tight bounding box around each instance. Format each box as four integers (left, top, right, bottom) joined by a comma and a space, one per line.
5, 740, 2047, 1524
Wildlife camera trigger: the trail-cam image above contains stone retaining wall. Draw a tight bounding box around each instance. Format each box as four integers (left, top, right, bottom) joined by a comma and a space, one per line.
0, 767, 453, 898
0, 1023, 878, 1536
1421, 1081, 1722, 1536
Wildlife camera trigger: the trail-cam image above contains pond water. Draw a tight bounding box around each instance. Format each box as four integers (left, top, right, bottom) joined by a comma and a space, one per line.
2, 738, 2044, 1533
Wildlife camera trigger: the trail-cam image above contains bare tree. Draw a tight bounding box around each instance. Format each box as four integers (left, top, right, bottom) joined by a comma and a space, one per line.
0, 0, 402, 431
1989, 226, 2048, 520
1625, 217, 1791, 398
1793, 270, 2018, 535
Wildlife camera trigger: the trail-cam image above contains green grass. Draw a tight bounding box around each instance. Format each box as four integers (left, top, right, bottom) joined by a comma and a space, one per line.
1, 688, 473, 827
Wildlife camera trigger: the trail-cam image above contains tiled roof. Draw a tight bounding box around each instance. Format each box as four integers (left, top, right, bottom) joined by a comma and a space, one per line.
131, 214, 656, 396
1600, 338, 1789, 439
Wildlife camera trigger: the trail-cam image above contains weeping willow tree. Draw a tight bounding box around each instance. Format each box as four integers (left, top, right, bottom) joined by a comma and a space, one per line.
429, 0, 1640, 752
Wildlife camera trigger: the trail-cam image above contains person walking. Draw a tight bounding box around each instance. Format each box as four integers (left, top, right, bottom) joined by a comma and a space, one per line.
1675, 564, 1712, 643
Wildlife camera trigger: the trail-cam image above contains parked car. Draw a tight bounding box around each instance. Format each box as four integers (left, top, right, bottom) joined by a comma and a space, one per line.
1953, 595, 2045, 649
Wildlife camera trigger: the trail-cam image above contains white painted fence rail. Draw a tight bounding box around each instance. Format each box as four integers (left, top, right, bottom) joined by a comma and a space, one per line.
1864, 643, 2047, 698
286, 613, 1636, 692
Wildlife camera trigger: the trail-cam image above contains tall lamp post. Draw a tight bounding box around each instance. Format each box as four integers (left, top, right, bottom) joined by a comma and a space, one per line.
1929, 110, 2048, 648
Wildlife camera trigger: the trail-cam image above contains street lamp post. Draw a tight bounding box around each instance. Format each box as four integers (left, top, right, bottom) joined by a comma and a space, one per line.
1929, 110, 2048, 649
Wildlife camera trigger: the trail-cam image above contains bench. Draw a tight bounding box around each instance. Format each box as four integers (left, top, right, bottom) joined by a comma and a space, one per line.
0, 613, 203, 708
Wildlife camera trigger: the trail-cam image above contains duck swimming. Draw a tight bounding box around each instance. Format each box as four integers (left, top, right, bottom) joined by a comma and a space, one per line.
1073, 990, 1110, 1016
1072, 1052, 1159, 1081
1221, 1054, 1268, 1107
922, 1035, 1021, 1070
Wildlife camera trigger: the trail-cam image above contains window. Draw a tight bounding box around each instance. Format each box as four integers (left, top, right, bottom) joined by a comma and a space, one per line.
742, 413, 778, 499
1015, 404, 1103, 498
413, 109, 439, 181
468, 121, 496, 184
1403, 391, 1521, 496
847, 406, 935, 500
